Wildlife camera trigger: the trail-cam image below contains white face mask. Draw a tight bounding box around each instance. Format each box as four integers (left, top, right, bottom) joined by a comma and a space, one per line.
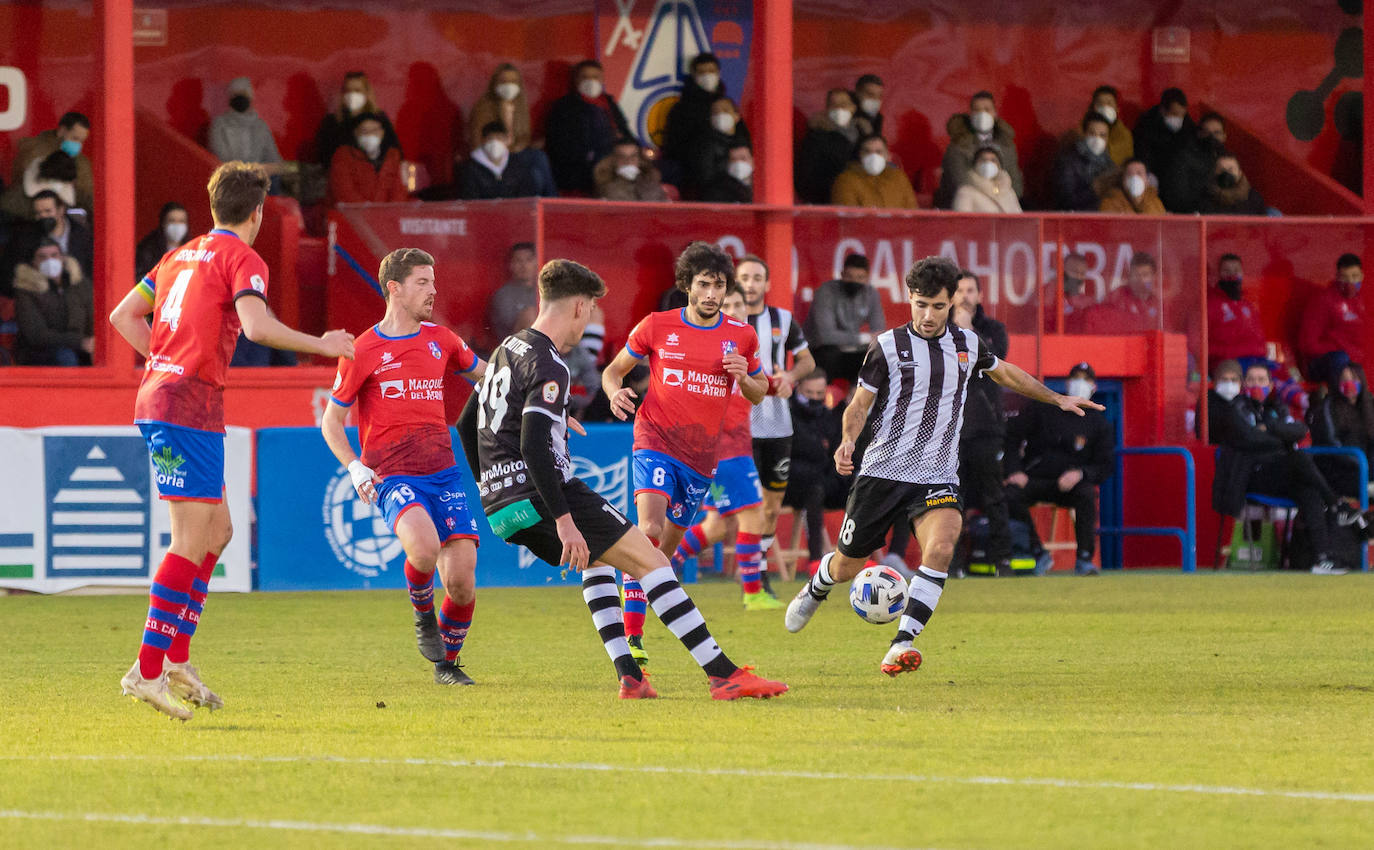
356, 133, 382, 157
971, 110, 995, 133
1095, 104, 1117, 124
483, 140, 509, 162
861, 152, 887, 176
1215, 379, 1241, 401
828, 108, 853, 128
1084, 135, 1107, 156
342, 91, 367, 113
711, 113, 736, 135
164, 221, 188, 244
1125, 174, 1147, 198
1067, 378, 1095, 400
38, 257, 63, 279
727, 159, 753, 182
975, 160, 1000, 180
694, 72, 719, 92
615, 164, 641, 182
1163, 114, 1185, 132
577, 78, 603, 99
495, 82, 520, 102
860, 98, 881, 116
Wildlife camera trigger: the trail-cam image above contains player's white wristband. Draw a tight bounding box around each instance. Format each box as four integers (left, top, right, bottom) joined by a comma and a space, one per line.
347, 459, 376, 490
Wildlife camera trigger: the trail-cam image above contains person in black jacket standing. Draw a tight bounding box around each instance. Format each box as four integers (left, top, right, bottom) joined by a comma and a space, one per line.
784, 371, 848, 568
545, 61, 632, 195
1004, 362, 1113, 575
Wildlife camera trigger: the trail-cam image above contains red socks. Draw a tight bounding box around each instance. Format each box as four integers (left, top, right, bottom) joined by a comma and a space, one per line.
165, 552, 217, 665
138, 553, 199, 678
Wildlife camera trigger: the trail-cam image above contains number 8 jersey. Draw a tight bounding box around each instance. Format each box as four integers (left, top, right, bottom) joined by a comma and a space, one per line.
474, 327, 574, 514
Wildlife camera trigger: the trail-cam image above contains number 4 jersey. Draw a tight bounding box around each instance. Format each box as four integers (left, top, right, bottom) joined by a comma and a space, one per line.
474, 327, 575, 514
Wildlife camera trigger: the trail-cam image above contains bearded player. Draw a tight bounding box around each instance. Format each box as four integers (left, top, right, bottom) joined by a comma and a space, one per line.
321, 248, 487, 685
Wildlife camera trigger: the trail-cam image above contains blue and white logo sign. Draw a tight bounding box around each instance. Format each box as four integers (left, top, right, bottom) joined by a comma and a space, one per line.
43, 437, 150, 577
321, 465, 405, 579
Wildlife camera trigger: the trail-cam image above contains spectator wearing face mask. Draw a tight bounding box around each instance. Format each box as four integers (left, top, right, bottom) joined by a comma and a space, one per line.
1308, 362, 1374, 498
662, 54, 729, 184
1132, 88, 1195, 185
1044, 252, 1097, 332
701, 143, 755, 203
1206, 359, 1244, 444
594, 137, 667, 202
1098, 158, 1165, 215
1206, 253, 1265, 374
1299, 253, 1367, 383
1198, 151, 1266, 215
314, 71, 400, 167
802, 253, 886, 384
12, 238, 93, 366
679, 95, 751, 200
936, 90, 1023, 209
468, 64, 534, 156
796, 88, 862, 204
328, 113, 409, 205
2, 112, 93, 219
26, 190, 93, 281
853, 74, 886, 139
458, 121, 556, 200
1051, 112, 1115, 211
952, 147, 1022, 213
1160, 112, 1228, 213
135, 202, 189, 282
1075, 251, 1160, 334
545, 60, 632, 195
830, 134, 917, 209
1089, 85, 1133, 166
208, 77, 287, 195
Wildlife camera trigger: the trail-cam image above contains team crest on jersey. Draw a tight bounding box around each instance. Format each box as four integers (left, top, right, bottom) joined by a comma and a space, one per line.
250, 274, 266, 293
957, 351, 970, 370
332, 372, 342, 391
721, 340, 736, 356
771, 327, 782, 339
543, 381, 560, 403
445, 516, 457, 530
428, 341, 442, 360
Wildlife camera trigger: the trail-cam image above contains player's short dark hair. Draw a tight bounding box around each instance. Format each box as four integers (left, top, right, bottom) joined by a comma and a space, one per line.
1130, 251, 1158, 272
1337, 252, 1362, 271
737, 253, 768, 279
673, 241, 735, 294
1092, 85, 1119, 102
905, 256, 961, 298
842, 253, 869, 272
206, 161, 268, 227
539, 258, 606, 302
30, 189, 65, 210
1218, 252, 1242, 267
957, 268, 980, 289
58, 111, 90, 131
377, 247, 436, 302
856, 73, 883, 89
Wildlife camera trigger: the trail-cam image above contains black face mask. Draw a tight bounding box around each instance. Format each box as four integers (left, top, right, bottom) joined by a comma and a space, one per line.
1219, 277, 1242, 300
1063, 275, 1084, 296
38, 216, 58, 234
1216, 171, 1239, 189
229, 94, 252, 113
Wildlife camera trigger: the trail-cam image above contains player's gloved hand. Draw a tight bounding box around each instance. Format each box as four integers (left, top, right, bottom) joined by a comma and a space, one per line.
834, 440, 856, 475
320, 329, 357, 360
348, 459, 382, 505
555, 513, 590, 571
610, 387, 638, 421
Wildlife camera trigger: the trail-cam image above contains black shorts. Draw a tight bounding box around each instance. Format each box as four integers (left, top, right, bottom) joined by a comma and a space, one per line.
503, 480, 636, 567
752, 437, 793, 492
836, 476, 963, 559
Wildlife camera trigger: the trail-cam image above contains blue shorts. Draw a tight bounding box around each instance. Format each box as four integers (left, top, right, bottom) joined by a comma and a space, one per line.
377, 465, 480, 546
633, 449, 713, 529
137, 420, 224, 502
703, 455, 763, 516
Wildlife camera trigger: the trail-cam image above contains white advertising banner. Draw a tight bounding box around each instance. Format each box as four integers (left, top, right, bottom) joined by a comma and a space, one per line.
0, 426, 252, 593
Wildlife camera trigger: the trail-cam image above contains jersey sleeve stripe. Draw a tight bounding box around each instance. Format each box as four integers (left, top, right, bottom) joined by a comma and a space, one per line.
329, 395, 355, 408
624, 343, 646, 359
748, 366, 763, 376
135, 279, 155, 304
857, 378, 879, 393
233, 288, 268, 302
522, 406, 561, 421
789, 341, 810, 354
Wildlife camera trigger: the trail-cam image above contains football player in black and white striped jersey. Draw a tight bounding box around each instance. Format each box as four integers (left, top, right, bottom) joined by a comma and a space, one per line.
784, 256, 1102, 677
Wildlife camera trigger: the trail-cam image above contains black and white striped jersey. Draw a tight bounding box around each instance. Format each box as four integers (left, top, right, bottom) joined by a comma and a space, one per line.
854, 323, 1000, 484
748, 306, 809, 438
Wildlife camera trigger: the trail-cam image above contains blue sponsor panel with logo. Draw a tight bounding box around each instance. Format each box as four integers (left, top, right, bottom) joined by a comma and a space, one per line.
43, 435, 152, 578
256, 425, 635, 591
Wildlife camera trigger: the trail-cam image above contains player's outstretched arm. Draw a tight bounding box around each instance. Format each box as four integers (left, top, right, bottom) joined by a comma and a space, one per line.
601, 347, 640, 421
321, 400, 382, 504
988, 360, 1105, 416
109, 287, 154, 358
235, 295, 355, 359
834, 385, 877, 475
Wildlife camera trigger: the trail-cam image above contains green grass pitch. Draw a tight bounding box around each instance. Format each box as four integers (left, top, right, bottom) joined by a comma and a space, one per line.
1, 572, 1372, 849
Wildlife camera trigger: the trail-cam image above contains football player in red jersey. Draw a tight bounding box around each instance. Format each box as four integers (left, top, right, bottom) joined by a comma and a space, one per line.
108, 162, 355, 719
321, 248, 488, 685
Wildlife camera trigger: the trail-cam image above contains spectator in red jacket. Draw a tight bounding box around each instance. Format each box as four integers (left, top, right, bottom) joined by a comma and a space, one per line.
328, 113, 409, 205
1073, 251, 1160, 334
1206, 253, 1265, 373
1299, 253, 1367, 382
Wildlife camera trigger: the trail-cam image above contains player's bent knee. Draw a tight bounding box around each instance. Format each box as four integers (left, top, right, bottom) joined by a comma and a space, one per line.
923, 539, 957, 567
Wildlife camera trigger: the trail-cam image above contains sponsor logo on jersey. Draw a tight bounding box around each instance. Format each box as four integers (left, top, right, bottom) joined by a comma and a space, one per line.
663, 368, 685, 387
250, 274, 266, 294
658, 348, 686, 360
924, 485, 958, 507
381, 351, 394, 363
380, 380, 406, 400
428, 341, 442, 360
666, 332, 680, 346
147, 353, 185, 376
543, 381, 560, 403
480, 459, 527, 484
680, 369, 729, 398
151, 447, 188, 490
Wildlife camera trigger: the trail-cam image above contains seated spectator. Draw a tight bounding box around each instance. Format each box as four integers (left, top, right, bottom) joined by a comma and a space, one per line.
1205, 359, 1244, 444
458, 121, 556, 200
468, 64, 533, 156
1299, 253, 1366, 382
1198, 151, 1266, 215
952, 147, 1022, 213
1003, 362, 1112, 575
784, 369, 849, 569
1161, 111, 1228, 214
3, 148, 79, 221
662, 53, 728, 187
1098, 158, 1166, 215
2, 111, 93, 218
853, 74, 886, 138
546, 60, 632, 195
1206, 253, 1265, 374
682, 96, 751, 199
936, 90, 1023, 209
209, 77, 286, 180
12, 238, 93, 366
30, 190, 93, 280
701, 142, 754, 203
583, 363, 650, 423
1051, 112, 1114, 211
830, 134, 918, 209
314, 71, 400, 167
802, 253, 886, 383
1073, 251, 1160, 334
795, 88, 861, 204
1212, 361, 1372, 573
1042, 252, 1096, 331
1132, 87, 1194, 189
1308, 362, 1374, 498
594, 137, 667, 201
136, 202, 190, 281
486, 242, 539, 346
1089, 85, 1133, 165
328, 113, 409, 204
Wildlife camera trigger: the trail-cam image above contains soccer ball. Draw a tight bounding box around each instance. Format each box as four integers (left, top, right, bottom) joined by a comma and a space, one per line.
849, 566, 908, 624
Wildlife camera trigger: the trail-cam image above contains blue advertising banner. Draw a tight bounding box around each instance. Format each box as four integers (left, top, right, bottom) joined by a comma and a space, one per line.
256, 424, 635, 591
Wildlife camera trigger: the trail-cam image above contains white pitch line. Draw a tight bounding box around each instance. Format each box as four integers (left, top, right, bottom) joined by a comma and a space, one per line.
0, 810, 927, 850
6, 754, 1374, 804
